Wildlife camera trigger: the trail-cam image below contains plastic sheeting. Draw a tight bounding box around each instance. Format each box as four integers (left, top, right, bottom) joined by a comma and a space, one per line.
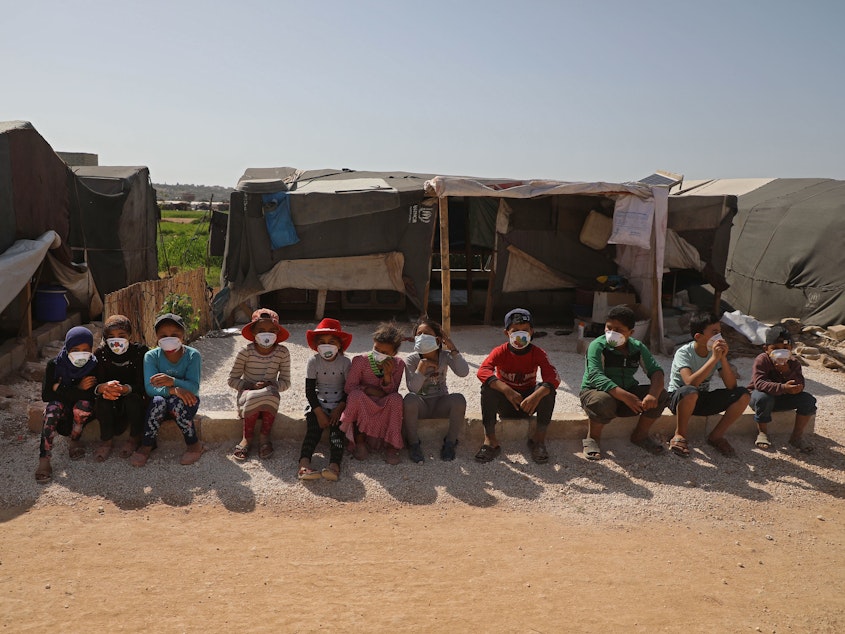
0, 231, 61, 314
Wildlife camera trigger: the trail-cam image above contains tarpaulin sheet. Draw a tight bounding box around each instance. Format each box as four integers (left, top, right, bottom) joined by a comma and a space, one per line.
0, 231, 60, 314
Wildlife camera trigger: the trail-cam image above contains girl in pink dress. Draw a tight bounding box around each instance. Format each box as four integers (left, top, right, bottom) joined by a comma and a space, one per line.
340, 322, 406, 464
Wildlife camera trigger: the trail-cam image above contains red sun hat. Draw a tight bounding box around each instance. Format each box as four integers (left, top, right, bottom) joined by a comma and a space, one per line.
306, 317, 353, 351
241, 308, 290, 343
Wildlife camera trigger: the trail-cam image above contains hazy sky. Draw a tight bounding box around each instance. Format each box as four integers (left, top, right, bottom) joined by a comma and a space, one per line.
4, 0, 844, 186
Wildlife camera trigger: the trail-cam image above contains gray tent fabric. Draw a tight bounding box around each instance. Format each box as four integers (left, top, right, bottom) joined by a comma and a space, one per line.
220, 168, 437, 315
0, 121, 73, 263
70, 166, 160, 296
724, 178, 845, 326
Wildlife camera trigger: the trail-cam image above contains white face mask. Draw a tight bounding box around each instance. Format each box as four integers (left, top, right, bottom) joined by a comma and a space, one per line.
414, 333, 439, 355
158, 336, 182, 352
509, 330, 531, 350
254, 332, 277, 348
317, 343, 339, 360
770, 348, 791, 364
706, 333, 724, 351
68, 351, 93, 367
106, 337, 129, 355
371, 349, 390, 363
605, 330, 626, 348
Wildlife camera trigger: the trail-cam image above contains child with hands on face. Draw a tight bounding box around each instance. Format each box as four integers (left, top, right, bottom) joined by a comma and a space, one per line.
748, 324, 817, 452
667, 311, 750, 457
35, 326, 98, 483
403, 318, 468, 463
228, 309, 291, 461
339, 322, 406, 464
130, 313, 204, 467
297, 318, 353, 481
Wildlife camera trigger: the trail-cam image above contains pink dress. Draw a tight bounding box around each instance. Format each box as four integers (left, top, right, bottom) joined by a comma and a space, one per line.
340, 354, 405, 449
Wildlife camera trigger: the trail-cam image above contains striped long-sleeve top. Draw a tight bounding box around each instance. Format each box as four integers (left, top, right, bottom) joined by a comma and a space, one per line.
227, 343, 291, 392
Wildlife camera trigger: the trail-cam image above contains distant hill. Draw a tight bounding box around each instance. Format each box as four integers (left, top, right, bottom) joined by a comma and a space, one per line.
154, 183, 235, 203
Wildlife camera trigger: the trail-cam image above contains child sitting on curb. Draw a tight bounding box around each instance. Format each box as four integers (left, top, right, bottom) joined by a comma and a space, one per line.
667, 311, 750, 458
476, 308, 559, 464
340, 322, 406, 465
297, 318, 352, 481
228, 309, 291, 461
749, 324, 817, 453
131, 313, 204, 467
35, 326, 98, 483
579, 305, 669, 460
403, 318, 469, 463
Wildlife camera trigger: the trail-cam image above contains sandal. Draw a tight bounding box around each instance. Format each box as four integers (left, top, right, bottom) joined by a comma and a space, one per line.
474, 444, 501, 463
353, 442, 369, 461
527, 438, 549, 464
35, 458, 52, 484
707, 436, 736, 457
789, 436, 814, 453
129, 449, 150, 467
321, 466, 340, 481
68, 441, 85, 461
582, 437, 601, 461
94, 442, 112, 463
755, 431, 772, 450
232, 443, 250, 461
258, 441, 274, 460
119, 438, 140, 459
180, 443, 205, 465
298, 466, 322, 481
385, 446, 401, 465
669, 435, 690, 457
631, 435, 665, 455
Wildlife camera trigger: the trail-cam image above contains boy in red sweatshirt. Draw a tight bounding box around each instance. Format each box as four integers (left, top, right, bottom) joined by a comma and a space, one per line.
476, 308, 560, 464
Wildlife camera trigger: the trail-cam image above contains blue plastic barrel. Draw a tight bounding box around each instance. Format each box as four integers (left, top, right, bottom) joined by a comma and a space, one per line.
34, 285, 69, 322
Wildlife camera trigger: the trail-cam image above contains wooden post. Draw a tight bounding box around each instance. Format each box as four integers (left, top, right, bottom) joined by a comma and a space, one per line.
465, 216, 473, 311
439, 196, 451, 333
315, 289, 327, 320
484, 241, 497, 326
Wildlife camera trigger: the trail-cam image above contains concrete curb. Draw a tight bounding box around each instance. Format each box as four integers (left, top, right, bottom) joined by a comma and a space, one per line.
28, 405, 805, 446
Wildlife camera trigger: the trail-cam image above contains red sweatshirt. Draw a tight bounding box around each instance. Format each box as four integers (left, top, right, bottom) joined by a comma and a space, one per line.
748, 353, 805, 396
477, 343, 560, 392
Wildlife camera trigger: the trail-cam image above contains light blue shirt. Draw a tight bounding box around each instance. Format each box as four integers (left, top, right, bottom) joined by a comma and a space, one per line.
668, 341, 722, 393
144, 346, 201, 397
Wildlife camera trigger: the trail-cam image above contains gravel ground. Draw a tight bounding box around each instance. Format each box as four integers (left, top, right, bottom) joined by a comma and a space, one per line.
1, 320, 843, 524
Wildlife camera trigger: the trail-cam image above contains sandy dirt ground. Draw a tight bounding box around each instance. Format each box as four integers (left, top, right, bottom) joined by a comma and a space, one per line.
1, 321, 844, 632
1, 502, 843, 633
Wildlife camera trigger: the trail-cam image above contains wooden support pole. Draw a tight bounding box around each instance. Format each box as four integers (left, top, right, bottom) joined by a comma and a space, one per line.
315, 289, 327, 321
484, 240, 497, 326
439, 196, 451, 333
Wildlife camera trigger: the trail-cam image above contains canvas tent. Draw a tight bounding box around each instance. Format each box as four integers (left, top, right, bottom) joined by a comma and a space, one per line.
216, 168, 437, 320
69, 166, 160, 296
675, 178, 845, 326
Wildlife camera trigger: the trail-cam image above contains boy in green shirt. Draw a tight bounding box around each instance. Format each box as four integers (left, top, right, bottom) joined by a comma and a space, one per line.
579, 305, 669, 460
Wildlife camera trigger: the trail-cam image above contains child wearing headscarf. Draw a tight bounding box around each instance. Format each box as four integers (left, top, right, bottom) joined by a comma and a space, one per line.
35, 326, 98, 483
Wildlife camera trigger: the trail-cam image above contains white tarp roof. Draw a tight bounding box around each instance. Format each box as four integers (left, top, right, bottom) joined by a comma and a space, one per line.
425, 176, 655, 200
672, 178, 774, 197
0, 231, 61, 314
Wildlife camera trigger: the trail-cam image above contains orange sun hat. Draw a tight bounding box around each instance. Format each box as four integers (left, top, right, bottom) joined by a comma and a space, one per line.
306, 317, 352, 351
241, 308, 290, 343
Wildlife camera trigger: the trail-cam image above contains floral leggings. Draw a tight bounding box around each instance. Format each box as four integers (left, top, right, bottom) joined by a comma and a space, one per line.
141, 394, 201, 448
40, 400, 94, 458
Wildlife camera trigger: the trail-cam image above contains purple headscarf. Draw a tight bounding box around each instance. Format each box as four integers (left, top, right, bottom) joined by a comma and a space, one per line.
54, 326, 97, 386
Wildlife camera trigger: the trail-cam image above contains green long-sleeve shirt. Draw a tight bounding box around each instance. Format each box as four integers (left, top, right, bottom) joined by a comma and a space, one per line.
580, 336, 663, 393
